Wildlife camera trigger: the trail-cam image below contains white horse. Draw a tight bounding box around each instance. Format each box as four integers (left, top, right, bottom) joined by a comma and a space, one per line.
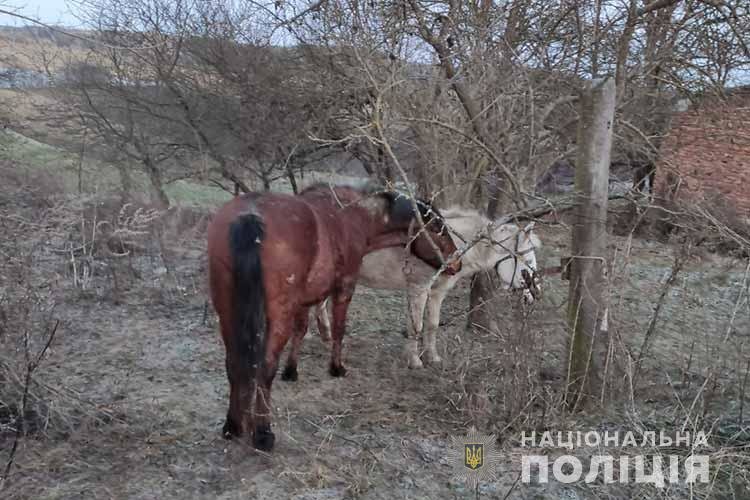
311, 207, 542, 369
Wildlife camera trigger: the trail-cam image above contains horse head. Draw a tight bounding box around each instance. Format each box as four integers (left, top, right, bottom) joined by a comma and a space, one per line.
411, 200, 462, 275
381, 192, 462, 275
490, 221, 542, 303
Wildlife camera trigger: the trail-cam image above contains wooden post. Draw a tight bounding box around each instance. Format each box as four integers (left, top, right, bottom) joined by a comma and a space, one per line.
565, 77, 615, 410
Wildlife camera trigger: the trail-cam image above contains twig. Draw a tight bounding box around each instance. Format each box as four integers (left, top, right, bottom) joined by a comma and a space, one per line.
634, 244, 687, 384
501, 470, 522, 500
739, 359, 750, 428
2, 320, 60, 483
302, 417, 380, 462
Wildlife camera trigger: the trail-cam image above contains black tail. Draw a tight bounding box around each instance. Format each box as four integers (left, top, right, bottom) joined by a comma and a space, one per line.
229, 212, 265, 380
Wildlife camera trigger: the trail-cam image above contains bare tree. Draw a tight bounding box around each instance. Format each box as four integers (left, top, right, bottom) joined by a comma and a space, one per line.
45, 0, 345, 201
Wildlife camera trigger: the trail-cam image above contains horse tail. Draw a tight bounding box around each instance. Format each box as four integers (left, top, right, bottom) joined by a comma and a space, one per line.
228, 211, 266, 380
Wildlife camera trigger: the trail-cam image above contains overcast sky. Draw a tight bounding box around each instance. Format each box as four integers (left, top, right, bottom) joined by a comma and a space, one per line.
0, 0, 81, 27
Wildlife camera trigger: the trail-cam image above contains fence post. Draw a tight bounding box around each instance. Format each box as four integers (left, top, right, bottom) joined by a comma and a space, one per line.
565, 77, 615, 410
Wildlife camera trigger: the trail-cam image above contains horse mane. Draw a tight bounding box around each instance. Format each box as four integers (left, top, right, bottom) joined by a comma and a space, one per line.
441, 206, 487, 221
299, 179, 382, 196
379, 192, 444, 228
525, 230, 542, 248
300, 182, 442, 225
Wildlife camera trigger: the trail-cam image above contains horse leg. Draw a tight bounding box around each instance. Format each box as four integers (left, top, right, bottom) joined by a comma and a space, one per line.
252, 306, 294, 451
281, 308, 310, 382
405, 287, 429, 369
315, 297, 331, 342
220, 319, 252, 439
329, 284, 355, 377
210, 267, 250, 439
423, 287, 450, 364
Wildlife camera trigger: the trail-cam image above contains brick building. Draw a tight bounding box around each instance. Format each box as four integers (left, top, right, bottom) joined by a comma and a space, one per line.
655, 87, 750, 220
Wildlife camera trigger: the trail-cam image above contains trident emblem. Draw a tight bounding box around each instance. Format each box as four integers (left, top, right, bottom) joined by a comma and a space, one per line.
465, 443, 484, 470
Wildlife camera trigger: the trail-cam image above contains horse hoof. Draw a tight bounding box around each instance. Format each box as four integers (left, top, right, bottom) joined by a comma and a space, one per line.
408, 357, 424, 369
222, 415, 242, 439
329, 363, 347, 377
425, 354, 443, 364
253, 425, 275, 451
281, 365, 298, 382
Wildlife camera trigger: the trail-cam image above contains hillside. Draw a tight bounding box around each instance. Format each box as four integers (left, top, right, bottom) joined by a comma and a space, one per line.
0, 25, 95, 72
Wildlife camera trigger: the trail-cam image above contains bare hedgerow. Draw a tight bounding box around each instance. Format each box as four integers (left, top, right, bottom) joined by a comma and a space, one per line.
0, 196, 68, 486
0, 283, 59, 484
0, 188, 130, 489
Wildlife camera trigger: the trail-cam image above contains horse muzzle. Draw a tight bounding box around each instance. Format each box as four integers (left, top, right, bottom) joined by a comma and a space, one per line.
521, 269, 541, 301
443, 257, 462, 276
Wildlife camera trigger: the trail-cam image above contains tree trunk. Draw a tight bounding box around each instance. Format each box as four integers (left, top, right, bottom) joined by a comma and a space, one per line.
115, 159, 134, 203
380, 146, 393, 183
286, 161, 299, 195
467, 170, 509, 332
143, 158, 170, 209
408, 0, 523, 332
591, 0, 603, 77
615, 0, 639, 100
565, 77, 616, 410
615, 0, 682, 100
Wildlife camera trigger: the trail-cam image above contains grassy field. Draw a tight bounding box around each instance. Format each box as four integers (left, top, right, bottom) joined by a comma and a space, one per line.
0, 94, 383, 208
0, 125, 384, 207
0, 126, 235, 208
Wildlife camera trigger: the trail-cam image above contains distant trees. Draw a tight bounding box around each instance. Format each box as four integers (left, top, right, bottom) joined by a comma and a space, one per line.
47, 0, 344, 205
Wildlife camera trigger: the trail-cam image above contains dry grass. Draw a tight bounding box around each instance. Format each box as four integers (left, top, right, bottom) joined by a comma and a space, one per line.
0, 162, 748, 499
0, 27, 96, 72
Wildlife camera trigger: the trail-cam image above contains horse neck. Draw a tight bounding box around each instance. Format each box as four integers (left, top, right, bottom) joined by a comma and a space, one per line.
342, 195, 392, 237
445, 210, 488, 240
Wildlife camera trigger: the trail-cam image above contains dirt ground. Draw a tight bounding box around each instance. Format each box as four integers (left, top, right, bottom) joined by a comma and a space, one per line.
1, 174, 749, 499
1, 246, 553, 499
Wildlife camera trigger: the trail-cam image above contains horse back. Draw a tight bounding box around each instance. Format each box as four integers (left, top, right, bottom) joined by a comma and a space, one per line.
295, 195, 373, 299
208, 193, 317, 289
252, 194, 326, 293
208, 191, 374, 306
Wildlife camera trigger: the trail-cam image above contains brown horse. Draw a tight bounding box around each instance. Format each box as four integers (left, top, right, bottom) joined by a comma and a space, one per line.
207, 182, 461, 451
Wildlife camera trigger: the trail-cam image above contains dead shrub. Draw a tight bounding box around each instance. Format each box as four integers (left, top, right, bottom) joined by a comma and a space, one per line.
0, 187, 122, 486
0, 204, 65, 484
32, 195, 167, 300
